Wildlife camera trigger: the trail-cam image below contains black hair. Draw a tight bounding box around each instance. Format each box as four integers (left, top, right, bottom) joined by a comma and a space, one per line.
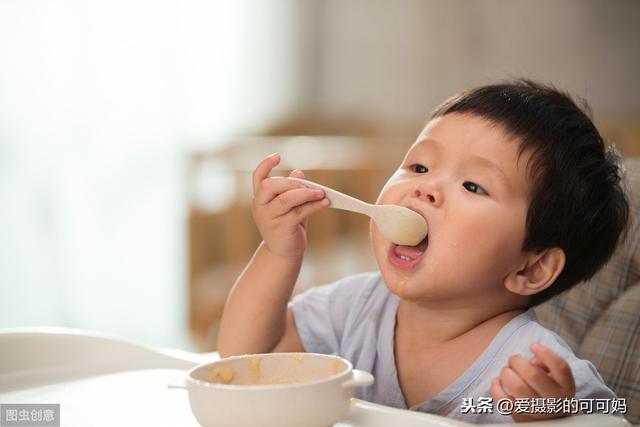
430, 79, 629, 306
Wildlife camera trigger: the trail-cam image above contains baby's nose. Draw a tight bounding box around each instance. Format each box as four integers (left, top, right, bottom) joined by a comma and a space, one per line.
413, 185, 443, 207
413, 189, 436, 203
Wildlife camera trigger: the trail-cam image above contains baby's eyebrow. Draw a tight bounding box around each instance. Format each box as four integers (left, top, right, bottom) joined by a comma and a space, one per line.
416, 136, 439, 147
414, 139, 505, 174
412, 137, 441, 154
467, 154, 510, 189
412, 138, 511, 190
468, 154, 506, 176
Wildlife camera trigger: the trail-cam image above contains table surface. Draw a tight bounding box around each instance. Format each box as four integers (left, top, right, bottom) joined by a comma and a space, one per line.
0, 329, 630, 427
0, 368, 468, 427
1, 368, 630, 427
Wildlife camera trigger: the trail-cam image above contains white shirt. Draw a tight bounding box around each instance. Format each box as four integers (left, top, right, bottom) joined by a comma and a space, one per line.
291, 272, 618, 423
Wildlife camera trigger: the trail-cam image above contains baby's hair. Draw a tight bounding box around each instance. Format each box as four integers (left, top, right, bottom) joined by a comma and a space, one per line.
430, 79, 629, 306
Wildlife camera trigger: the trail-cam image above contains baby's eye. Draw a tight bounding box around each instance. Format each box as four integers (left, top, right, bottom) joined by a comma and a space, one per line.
463, 181, 488, 195
410, 164, 428, 173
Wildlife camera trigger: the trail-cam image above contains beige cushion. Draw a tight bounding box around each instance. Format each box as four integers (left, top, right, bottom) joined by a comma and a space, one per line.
535, 157, 640, 424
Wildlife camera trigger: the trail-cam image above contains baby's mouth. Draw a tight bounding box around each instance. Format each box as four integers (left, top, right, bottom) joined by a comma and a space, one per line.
388, 235, 429, 270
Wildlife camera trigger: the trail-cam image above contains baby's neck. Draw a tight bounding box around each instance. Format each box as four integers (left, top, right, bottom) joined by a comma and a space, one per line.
395, 300, 525, 348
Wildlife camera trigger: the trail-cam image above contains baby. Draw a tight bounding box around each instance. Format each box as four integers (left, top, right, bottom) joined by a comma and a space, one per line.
217, 80, 629, 423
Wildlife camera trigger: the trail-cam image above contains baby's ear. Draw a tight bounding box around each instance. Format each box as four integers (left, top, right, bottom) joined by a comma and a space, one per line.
504, 248, 566, 296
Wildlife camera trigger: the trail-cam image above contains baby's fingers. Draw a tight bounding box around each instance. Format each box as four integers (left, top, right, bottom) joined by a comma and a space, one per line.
530, 356, 550, 373
498, 366, 538, 398
289, 169, 304, 179
508, 355, 560, 398
530, 344, 575, 395
254, 173, 308, 206
284, 197, 330, 224
270, 188, 326, 217
491, 378, 513, 403
252, 153, 280, 193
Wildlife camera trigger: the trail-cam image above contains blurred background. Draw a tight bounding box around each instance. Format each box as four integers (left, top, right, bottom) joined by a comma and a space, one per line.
1, 0, 639, 352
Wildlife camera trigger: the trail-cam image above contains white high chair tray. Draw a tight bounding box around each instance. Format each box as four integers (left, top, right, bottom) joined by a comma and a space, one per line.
0, 328, 629, 427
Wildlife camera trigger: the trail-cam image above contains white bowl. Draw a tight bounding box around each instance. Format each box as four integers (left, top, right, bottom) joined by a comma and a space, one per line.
168, 352, 374, 427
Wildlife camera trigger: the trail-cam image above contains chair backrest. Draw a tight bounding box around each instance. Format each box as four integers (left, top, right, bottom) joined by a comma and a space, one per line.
535, 157, 640, 424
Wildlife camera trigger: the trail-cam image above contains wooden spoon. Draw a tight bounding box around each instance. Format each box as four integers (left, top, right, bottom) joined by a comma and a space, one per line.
289, 177, 428, 246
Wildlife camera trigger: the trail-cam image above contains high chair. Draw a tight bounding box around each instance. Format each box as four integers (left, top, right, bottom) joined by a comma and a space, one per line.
0, 327, 630, 426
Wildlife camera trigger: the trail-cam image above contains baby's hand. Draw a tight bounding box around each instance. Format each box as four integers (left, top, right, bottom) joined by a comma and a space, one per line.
251, 153, 330, 258
491, 343, 576, 422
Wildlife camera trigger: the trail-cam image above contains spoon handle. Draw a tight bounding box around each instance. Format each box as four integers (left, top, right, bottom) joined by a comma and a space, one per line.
288, 177, 373, 217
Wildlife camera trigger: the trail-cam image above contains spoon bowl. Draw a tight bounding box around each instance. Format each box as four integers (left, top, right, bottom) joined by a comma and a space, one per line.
370, 204, 428, 246
289, 177, 428, 246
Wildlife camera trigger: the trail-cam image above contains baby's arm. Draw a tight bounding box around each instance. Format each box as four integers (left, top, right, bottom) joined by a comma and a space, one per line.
216, 153, 329, 357
492, 343, 576, 422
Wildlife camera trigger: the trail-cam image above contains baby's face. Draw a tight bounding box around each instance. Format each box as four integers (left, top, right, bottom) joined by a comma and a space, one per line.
371, 113, 534, 306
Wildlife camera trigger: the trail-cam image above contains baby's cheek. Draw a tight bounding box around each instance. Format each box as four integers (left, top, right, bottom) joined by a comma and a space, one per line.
376, 174, 405, 204
375, 188, 389, 205
369, 222, 388, 265
369, 221, 383, 251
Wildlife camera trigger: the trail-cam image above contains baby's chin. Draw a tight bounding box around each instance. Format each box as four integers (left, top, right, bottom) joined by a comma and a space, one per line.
377, 262, 416, 298
370, 221, 420, 295
386, 274, 411, 298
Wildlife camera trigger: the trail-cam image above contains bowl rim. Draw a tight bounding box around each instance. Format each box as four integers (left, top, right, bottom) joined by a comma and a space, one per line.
186, 352, 354, 390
